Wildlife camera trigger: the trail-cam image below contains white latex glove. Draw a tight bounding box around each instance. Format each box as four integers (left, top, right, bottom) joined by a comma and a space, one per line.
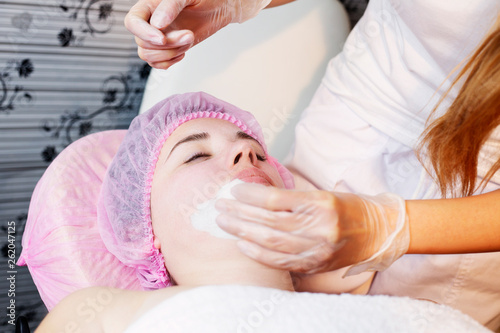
124, 0, 272, 69
215, 183, 410, 275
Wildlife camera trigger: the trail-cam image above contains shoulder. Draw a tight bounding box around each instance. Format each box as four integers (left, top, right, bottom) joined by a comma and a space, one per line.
35, 286, 190, 333
36, 286, 113, 333
124, 285, 192, 328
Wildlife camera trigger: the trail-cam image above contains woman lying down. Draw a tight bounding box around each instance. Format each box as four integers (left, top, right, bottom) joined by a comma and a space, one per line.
36, 92, 488, 332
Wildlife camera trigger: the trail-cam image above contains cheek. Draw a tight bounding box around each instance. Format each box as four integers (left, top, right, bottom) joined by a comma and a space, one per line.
150, 174, 207, 268
151, 174, 198, 240
263, 163, 285, 189
151, 162, 232, 245
153, 164, 219, 217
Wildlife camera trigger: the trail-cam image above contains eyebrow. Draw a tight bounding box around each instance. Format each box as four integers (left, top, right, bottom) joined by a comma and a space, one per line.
236, 131, 259, 143
166, 132, 209, 162
165, 130, 261, 164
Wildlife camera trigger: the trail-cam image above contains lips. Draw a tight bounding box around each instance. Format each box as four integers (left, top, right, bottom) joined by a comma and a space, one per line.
234, 168, 274, 186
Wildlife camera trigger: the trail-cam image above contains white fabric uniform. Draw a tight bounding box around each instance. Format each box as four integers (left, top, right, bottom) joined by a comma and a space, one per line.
286, 0, 500, 330
124, 285, 490, 333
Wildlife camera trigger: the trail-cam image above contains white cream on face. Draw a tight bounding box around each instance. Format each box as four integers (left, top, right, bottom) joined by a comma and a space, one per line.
190, 179, 244, 240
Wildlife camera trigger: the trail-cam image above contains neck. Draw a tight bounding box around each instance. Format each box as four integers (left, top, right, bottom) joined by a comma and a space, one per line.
175, 258, 295, 291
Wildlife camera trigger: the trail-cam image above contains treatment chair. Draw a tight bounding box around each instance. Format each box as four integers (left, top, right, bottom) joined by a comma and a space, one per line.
138, 0, 350, 159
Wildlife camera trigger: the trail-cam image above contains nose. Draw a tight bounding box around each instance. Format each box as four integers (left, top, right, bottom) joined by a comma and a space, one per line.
228, 141, 258, 168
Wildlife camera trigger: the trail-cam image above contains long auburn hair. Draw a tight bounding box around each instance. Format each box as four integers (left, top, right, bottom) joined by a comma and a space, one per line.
418, 19, 500, 198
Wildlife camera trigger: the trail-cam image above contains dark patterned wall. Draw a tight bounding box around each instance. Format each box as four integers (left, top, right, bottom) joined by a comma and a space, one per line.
338, 0, 369, 27
0, 0, 148, 330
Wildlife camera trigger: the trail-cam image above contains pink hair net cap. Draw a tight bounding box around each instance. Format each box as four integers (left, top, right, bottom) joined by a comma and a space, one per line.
97, 92, 294, 289
17, 130, 142, 311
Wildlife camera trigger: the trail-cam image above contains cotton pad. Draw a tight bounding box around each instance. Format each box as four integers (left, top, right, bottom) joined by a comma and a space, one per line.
190, 179, 244, 240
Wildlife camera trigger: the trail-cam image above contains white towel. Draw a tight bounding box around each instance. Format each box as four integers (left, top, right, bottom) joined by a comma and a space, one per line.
124, 285, 491, 332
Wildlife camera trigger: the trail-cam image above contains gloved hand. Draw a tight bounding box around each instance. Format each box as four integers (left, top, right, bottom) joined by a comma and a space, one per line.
124, 0, 272, 69
215, 183, 410, 275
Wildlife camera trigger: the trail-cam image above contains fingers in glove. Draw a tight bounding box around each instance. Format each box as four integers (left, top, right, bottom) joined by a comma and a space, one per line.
147, 53, 186, 70
164, 30, 194, 47
216, 194, 339, 240
134, 30, 194, 50
216, 214, 318, 253
236, 240, 341, 274
231, 183, 334, 212
151, 0, 191, 29
137, 45, 190, 65
216, 198, 306, 232
125, 0, 166, 45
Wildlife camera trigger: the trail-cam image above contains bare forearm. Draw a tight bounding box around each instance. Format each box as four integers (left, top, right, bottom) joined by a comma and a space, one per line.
406, 189, 500, 254
266, 0, 296, 9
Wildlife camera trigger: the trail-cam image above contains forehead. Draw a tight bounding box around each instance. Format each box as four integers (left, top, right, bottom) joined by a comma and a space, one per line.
155, 117, 262, 173
165, 118, 250, 146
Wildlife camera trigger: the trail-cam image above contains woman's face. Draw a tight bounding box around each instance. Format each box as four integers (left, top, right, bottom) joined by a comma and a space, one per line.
150, 118, 285, 281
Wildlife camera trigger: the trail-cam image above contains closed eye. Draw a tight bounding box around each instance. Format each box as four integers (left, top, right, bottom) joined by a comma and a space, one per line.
184, 152, 211, 164
256, 154, 267, 162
